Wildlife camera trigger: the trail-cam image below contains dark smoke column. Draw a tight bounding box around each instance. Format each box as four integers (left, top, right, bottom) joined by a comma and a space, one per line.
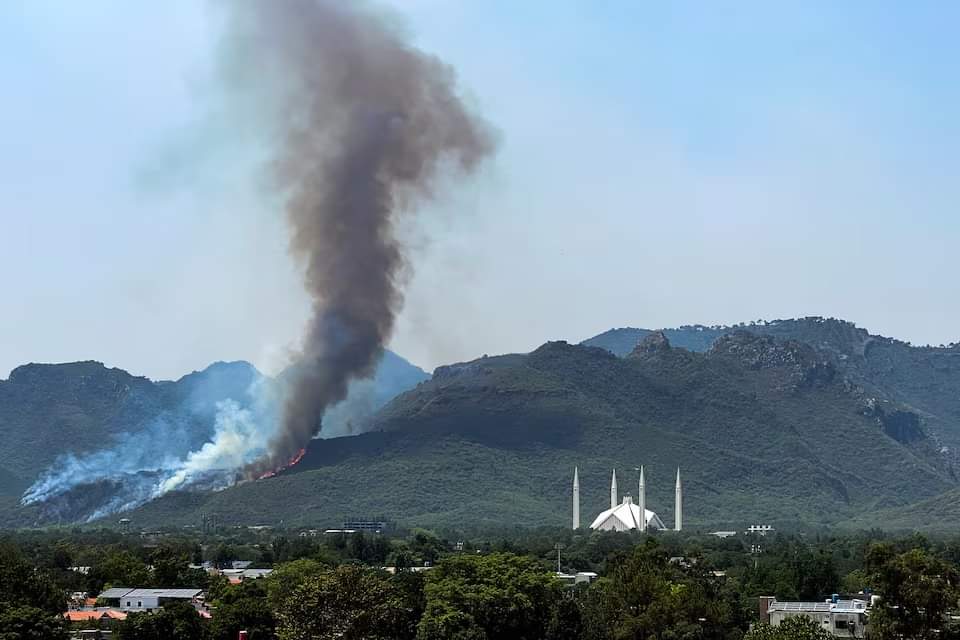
229, 0, 494, 472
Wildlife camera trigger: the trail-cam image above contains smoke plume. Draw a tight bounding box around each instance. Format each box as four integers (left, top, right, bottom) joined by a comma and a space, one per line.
19, 0, 492, 520
230, 0, 495, 472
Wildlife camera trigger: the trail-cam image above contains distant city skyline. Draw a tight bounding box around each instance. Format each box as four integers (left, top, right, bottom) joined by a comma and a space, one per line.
2, 1, 958, 380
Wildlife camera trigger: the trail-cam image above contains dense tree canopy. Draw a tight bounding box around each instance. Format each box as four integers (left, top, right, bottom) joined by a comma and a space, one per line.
417, 552, 562, 640
0, 543, 68, 640
581, 539, 747, 640
4, 528, 960, 640
115, 601, 207, 640
274, 564, 414, 640
209, 580, 275, 640
744, 617, 833, 640
866, 543, 960, 640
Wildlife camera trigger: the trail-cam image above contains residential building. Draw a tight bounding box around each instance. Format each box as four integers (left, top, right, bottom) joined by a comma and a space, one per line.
764, 598, 869, 638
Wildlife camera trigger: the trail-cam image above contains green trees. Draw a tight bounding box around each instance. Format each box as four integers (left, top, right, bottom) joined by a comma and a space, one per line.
0, 543, 68, 640
150, 546, 209, 588
865, 543, 959, 640
212, 543, 239, 570
417, 552, 562, 640
115, 601, 208, 640
209, 580, 276, 640
744, 617, 833, 640
411, 541, 750, 640
83, 545, 208, 594
274, 564, 414, 640
581, 539, 747, 640
264, 558, 327, 612
88, 549, 150, 592
13, 527, 960, 640
736, 546, 838, 602
546, 595, 585, 640
0, 604, 71, 640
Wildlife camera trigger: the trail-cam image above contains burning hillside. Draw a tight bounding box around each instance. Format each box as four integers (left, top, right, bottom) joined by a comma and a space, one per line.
17, 0, 493, 522
257, 448, 306, 480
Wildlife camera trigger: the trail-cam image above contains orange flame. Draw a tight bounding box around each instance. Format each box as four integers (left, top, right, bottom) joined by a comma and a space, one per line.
256, 447, 307, 480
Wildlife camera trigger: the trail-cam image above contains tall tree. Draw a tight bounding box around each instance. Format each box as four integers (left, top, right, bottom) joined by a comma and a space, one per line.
210, 580, 276, 640
275, 565, 409, 640
866, 544, 959, 640
0, 543, 68, 640
580, 539, 747, 640
417, 552, 562, 640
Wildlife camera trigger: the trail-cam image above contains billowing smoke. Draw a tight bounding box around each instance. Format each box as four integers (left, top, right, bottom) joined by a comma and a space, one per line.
20, 374, 281, 521
19, 0, 492, 520
230, 0, 495, 472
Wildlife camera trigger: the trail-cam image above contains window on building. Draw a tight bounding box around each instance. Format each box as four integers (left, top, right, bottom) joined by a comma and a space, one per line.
137, 601, 142, 608
835, 620, 849, 630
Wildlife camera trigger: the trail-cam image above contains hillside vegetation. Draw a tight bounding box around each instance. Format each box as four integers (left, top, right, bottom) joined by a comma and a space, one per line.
586, 318, 960, 458
0, 351, 427, 526
126, 327, 957, 531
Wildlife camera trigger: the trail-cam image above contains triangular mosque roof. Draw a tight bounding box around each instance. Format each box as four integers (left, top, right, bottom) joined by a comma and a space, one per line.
590, 496, 666, 531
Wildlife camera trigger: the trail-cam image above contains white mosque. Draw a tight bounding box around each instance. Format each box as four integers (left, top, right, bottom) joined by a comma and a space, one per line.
572, 466, 682, 532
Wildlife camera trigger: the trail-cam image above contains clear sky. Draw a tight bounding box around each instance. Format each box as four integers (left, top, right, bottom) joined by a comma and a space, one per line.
2, 1, 958, 380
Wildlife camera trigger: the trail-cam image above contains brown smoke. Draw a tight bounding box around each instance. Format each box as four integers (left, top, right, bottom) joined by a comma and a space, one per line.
227, 0, 494, 472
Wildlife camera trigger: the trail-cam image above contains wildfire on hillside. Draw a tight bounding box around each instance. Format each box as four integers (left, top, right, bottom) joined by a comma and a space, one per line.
256, 448, 307, 480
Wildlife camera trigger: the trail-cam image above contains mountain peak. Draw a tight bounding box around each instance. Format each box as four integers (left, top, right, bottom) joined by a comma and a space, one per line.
629, 331, 671, 357
710, 331, 836, 390
4, 361, 146, 387
175, 360, 261, 384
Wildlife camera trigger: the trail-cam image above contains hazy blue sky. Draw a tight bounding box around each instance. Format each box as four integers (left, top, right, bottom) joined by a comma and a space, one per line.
2, 1, 958, 380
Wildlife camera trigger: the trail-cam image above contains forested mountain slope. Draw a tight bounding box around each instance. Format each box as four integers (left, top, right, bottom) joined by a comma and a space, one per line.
126, 331, 955, 530
586, 318, 960, 455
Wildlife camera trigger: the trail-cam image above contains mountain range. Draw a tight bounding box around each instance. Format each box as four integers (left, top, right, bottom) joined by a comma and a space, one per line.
2, 317, 959, 531
0, 351, 428, 526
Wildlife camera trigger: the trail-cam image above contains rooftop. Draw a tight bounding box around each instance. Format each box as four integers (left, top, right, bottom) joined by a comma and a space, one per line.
98, 588, 202, 600
124, 588, 202, 599
64, 610, 127, 621
769, 602, 832, 613
768, 600, 869, 614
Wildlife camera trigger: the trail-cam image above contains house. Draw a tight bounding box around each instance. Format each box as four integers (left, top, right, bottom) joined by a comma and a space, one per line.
764, 597, 869, 638
96, 588, 133, 607
97, 588, 203, 612
64, 610, 127, 623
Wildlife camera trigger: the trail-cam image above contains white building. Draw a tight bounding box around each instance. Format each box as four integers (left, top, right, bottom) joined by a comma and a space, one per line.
556, 571, 599, 587
747, 525, 775, 536
100, 588, 202, 612
575, 466, 681, 532
766, 599, 869, 638
590, 496, 667, 532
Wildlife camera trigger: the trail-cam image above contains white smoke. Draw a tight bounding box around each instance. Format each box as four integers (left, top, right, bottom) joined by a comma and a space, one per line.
21, 415, 204, 507
21, 379, 281, 518
158, 399, 267, 494
18, 352, 420, 521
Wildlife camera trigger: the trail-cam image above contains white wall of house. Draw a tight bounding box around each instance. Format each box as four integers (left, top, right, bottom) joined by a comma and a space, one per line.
120, 596, 160, 611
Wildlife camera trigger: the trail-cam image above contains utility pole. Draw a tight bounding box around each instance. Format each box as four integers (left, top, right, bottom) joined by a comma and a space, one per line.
554, 542, 566, 574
